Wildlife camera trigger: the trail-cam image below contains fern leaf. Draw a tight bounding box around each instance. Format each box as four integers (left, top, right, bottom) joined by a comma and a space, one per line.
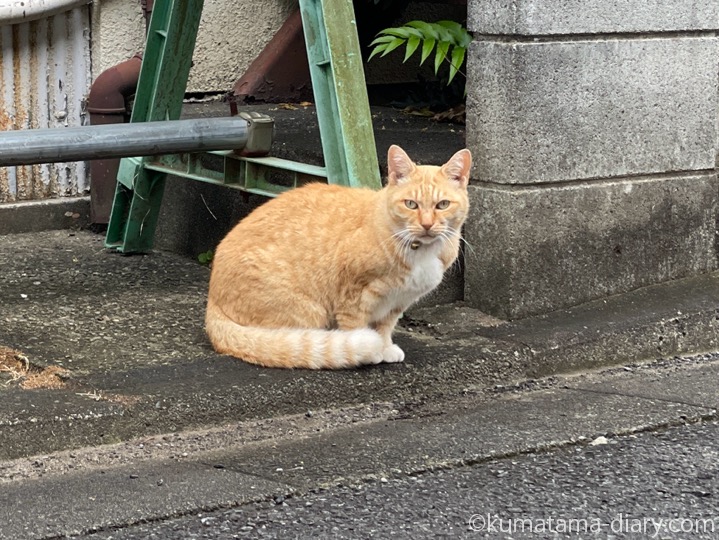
380, 27, 413, 39
436, 20, 472, 47
406, 20, 440, 40
447, 46, 466, 84
368, 43, 388, 62
420, 37, 436, 65
404, 35, 421, 62
369, 34, 399, 47
380, 37, 406, 58
434, 40, 450, 74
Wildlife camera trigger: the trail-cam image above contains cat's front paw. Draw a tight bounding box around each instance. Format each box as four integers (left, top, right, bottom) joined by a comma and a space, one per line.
382, 344, 405, 363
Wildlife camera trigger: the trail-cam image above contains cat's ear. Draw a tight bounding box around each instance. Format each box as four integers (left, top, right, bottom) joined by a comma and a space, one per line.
441, 149, 472, 189
387, 145, 416, 186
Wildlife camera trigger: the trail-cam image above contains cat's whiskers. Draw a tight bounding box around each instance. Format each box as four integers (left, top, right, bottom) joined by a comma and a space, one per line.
398, 234, 414, 260
389, 229, 411, 251
380, 228, 416, 267
459, 237, 477, 258
443, 225, 478, 264
377, 229, 405, 259
454, 233, 478, 263
436, 229, 463, 273
437, 229, 453, 244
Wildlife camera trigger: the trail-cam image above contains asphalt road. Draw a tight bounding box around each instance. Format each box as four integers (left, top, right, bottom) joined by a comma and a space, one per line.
3, 357, 717, 539
87, 420, 719, 539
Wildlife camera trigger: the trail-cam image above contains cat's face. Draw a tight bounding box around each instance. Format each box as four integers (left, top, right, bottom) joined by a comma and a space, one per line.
385, 146, 471, 248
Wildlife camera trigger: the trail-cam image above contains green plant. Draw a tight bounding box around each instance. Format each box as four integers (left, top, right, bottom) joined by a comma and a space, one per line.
368, 20, 472, 85
198, 249, 214, 266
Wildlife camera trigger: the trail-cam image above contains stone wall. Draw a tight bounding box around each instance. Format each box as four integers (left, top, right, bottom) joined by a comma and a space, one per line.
464, 0, 719, 318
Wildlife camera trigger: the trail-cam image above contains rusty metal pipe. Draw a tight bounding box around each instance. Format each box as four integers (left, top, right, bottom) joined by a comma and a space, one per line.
87, 53, 143, 117
87, 53, 143, 223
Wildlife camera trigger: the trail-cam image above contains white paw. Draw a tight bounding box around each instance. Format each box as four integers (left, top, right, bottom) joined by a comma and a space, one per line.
367, 350, 385, 365
382, 344, 405, 363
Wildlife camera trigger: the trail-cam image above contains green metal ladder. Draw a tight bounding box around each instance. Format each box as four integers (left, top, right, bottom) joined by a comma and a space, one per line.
106, 0, 381, 253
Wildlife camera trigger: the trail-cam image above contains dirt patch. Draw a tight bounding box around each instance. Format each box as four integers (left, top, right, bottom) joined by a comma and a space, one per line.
20, 366, 70, 390
0, 347, 30, 382
0, 347, 69, 390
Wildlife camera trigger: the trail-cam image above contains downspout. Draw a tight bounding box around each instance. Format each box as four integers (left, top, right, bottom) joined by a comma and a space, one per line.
86, 1, 152, 224
86, 54, 143, 224
0, 0, 90, 24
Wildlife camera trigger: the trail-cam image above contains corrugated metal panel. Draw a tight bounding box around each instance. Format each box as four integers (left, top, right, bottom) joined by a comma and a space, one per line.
0, 6, 91, 202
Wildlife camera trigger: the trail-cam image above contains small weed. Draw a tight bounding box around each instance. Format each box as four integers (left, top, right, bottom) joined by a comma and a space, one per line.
198, 250, 214, 266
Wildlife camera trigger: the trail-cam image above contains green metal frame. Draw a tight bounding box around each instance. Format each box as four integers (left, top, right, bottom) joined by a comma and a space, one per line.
298, 0, 379, 186
145, 152, 328, 198
106, 0, 380, 253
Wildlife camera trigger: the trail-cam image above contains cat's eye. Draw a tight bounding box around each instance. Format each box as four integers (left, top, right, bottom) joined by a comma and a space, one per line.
404, 199, 418, 210
436, 200, 451, 210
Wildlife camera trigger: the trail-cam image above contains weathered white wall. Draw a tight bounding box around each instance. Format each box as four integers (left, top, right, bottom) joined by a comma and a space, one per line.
90, 0, 465, 92
91, 0, 295, 94
191, 0, 296, 93
90, 0, 145, 79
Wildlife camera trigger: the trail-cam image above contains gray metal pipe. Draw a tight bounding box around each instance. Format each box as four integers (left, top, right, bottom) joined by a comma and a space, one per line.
0, 117, 250, 166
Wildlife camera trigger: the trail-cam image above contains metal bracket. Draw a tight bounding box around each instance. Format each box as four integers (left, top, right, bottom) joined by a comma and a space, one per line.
237, 112, 274, 157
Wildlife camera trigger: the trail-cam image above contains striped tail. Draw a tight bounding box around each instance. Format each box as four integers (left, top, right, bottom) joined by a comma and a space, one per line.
205, 303, 385, 369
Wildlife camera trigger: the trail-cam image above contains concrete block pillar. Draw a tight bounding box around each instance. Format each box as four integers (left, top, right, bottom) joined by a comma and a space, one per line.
464, 0, 719, 319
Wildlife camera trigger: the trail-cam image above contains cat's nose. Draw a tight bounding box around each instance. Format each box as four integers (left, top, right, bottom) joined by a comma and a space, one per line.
421, 222, 433, 231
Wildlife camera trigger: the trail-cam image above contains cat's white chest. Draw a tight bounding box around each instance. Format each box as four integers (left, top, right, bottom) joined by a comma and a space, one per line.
405, 248, 445, 294
372, 247, 445, 321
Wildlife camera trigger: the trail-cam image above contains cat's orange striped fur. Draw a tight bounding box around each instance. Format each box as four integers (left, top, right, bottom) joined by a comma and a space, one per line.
205, 145, 471, 369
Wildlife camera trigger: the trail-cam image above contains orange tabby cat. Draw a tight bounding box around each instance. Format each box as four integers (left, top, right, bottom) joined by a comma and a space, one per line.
205, 145, 471, 369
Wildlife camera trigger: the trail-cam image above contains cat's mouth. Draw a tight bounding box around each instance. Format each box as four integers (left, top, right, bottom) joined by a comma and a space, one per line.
415, 232, 439, 243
